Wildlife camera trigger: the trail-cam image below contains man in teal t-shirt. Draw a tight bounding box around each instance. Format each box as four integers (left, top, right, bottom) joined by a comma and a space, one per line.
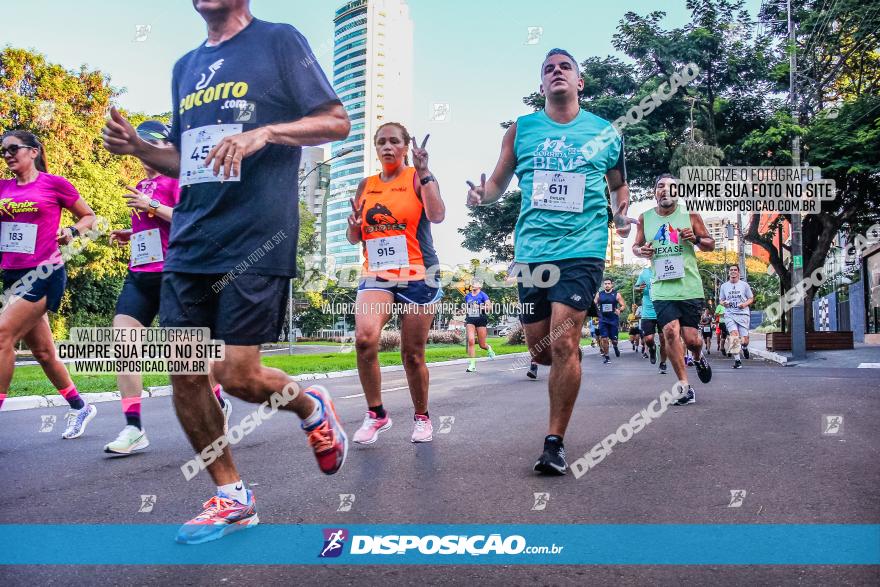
466, 48, 630, 477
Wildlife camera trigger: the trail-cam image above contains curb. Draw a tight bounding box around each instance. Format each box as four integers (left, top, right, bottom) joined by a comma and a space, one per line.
3, 353, 530, 412
749, 346, 789, 365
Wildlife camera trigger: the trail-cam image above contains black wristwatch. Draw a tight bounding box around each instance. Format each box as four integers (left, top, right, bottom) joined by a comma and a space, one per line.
420, 174, 436, 186
67, 226, 80, 238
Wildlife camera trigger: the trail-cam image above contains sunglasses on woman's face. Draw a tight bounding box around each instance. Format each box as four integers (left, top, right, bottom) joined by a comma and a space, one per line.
1, 144, 35, 157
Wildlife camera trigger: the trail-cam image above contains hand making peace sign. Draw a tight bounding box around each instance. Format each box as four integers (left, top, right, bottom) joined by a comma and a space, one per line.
466, 173, 487, 207
348, 196, 365, 233
411, 134, 430, 173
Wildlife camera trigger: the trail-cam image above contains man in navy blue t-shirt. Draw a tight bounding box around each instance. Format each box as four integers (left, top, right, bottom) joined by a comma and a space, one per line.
103, 0, 351, 545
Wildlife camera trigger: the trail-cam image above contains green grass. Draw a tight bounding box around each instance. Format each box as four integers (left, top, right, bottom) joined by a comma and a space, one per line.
10, 334, 634, 397
10, 337, 527, 397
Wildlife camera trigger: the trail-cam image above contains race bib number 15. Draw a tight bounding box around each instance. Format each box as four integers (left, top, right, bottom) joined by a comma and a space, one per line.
130, 229, 164, 267
180, 124, 243, 186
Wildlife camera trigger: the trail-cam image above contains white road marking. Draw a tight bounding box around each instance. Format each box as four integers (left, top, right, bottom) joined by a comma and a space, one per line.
340, 385, 409, 399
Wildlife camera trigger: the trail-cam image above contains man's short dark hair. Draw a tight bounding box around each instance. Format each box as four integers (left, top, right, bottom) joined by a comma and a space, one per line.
604, 278, 613, 283
543, 48, 579, 73
654, 173, 676, 187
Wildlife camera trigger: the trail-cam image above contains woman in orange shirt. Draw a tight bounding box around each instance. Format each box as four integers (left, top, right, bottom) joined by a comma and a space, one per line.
346, 122, 445, 445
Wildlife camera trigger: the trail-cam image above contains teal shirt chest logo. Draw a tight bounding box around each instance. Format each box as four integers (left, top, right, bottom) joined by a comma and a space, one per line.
512, 110, 621, 263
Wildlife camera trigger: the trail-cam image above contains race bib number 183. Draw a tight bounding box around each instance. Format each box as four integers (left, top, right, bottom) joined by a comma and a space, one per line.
0, 222, 37, 254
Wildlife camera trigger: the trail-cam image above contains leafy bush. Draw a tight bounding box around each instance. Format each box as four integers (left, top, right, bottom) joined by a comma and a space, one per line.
507, 322, 525, 345
379, 330, 401, 352
427, 330, 462, 345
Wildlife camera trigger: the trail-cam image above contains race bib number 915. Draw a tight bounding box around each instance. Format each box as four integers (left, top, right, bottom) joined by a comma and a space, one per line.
367, 235, 408, 271
180, 124, 243, 186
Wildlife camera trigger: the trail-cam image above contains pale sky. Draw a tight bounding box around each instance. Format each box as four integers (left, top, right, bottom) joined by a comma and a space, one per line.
4, 0, 760, 266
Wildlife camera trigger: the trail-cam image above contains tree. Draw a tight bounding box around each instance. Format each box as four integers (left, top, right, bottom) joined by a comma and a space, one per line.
1, 47, 163, 334
462, 0, 778, 260
742, 0, 880, 330
458, 190, 521, 263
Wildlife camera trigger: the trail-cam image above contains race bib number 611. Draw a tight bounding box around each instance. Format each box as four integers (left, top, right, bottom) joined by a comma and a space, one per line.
180, 124, 243, 186
532, 171, 585, 213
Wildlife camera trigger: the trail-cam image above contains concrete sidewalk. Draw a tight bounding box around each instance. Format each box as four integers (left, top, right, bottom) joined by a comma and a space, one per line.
748, 332, 880, 368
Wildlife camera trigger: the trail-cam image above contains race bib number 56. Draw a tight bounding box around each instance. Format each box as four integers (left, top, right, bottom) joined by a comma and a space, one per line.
654, 255, 685, 281
180, 124, 243, 186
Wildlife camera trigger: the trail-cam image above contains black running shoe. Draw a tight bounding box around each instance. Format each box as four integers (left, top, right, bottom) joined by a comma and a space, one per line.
742, 346, 750, 359
695, 356, 712, 384
603, 355, 610, 364
534, 435, 567, 475
613, 344, 620, 357
673, 386, 696, 405
649, 346, 657, 364
527, 363, 538, 379
733, 360, 743, 369
659, 361, 667, 374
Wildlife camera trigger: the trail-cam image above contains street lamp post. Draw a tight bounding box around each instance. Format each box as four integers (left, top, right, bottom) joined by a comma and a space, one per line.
290, 147, 355, 355
699, 268, 721, 304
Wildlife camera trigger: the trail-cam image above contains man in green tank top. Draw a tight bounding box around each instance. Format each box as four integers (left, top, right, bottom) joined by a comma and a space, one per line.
632, 174, 714, 405
466, 49, 630, 476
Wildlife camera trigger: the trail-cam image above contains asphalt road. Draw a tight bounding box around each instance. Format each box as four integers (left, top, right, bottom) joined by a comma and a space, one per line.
1, 346, 878, 585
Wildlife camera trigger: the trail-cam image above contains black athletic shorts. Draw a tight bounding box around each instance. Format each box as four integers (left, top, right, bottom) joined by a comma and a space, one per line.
719, 322, 728, 336
115, 270, 163, 326
160, 271, 289, 346
1, 265, 66, 312
517, 257, 604, 325
465, 316, 488, 328
640, 318, 658, 336
654, 298, 703, 330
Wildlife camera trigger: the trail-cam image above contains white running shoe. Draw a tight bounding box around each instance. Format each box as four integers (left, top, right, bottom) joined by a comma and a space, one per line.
104, 425, 149, 454
62, 404, 97, 439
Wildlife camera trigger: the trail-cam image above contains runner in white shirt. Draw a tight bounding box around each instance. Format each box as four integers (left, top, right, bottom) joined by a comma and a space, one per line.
718, 265, 754, 369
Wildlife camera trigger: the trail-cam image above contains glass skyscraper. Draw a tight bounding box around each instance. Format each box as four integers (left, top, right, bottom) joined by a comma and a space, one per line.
324, 0, 414, 269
